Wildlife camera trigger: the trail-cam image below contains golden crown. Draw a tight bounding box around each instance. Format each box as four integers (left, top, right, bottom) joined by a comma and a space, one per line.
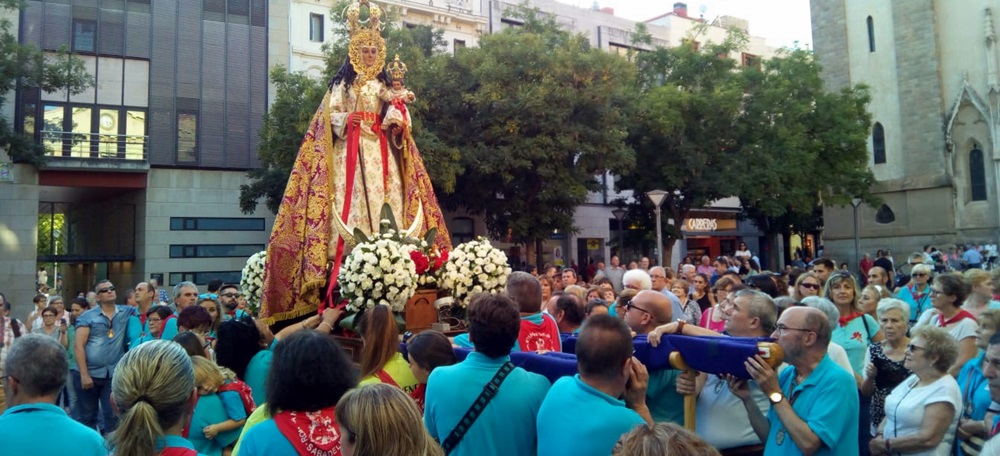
344, 0, 384, 36
387, 54, 408, 81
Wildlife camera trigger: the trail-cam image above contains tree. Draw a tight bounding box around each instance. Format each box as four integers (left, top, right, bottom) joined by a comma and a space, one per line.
620, 32, 748, 264
420, 7, 636, 261
239, 0, 454, 214
0, 0, 92, 164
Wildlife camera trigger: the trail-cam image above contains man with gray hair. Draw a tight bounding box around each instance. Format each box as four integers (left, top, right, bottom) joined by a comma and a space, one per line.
0, 335, 105, 454
171, 281, 199, 315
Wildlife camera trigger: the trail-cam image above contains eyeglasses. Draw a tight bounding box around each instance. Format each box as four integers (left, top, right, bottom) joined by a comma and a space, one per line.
220, 293, 240, 298
98, 286, 116, 294
906, 343, 925, 353
775, 323, 814, 334
650, 275, 665, 279
42, 314, 55, 318
799, 283, 820, 290
147, 317, 162, 323
911, 273, 928, 278
625, 301, 651, 316
929, 288, 945, 296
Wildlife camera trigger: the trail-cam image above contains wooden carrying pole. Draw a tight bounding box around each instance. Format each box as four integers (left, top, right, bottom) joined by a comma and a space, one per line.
669, 341, 784, 431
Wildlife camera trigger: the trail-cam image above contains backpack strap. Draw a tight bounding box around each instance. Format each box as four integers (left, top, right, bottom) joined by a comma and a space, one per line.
440, 362, 515, 454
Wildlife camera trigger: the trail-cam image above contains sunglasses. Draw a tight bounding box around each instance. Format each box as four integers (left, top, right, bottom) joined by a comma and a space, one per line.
799, 283, 820, 290
220, 293, 240, 298
98, 286, 116, 294
625, 302, 651, 315
911, 273, 928, 278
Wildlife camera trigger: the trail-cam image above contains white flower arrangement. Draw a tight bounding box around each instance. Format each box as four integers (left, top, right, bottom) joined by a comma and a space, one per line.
439, 237, 512, 307
338, 230, 419, 313
240, 250, 267, 315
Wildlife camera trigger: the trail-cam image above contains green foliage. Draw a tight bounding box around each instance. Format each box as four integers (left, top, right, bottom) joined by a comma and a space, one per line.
0, 0, 93, 164
422, 6, 635, 249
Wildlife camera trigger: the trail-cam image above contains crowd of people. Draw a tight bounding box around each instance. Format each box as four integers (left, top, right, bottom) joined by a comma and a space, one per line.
3, 245, 1000, 455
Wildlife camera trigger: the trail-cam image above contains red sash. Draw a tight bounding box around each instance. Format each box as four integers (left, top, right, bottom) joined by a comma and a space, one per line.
938, 310, 976, 327
273, 407, 342, 456
375, 369, 399, 388
518, 315, 560, 352
410, 383, 426, 413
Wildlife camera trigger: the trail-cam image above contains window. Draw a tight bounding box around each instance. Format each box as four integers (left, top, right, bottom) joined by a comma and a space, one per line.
309, 13, 324, 42
867, 16, 875, 52
875, 204, 895, 224
177, 111, 198, 163
169, 271, 242, 286
872, 122, 886, 164
169, 217, 266, 231
971, 146, 988, 201
73, 20, 97, 53
449, 217, 474, 245
453, 39, 466, 49
741, 52, 760, 69
169, 244, 265, 258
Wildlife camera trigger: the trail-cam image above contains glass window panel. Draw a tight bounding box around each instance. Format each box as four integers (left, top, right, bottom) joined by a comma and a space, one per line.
69, 106, 92, 157
125, 110, 145, 159
169, 217, 266, 231
97, 109, 119, 158
42, 105, 65, 156
177, 111, 198, 163
73, 20, 96, 52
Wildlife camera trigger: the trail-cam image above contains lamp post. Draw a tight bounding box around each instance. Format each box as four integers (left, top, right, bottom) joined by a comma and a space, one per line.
612, 208, 626, 259
647, 190, 668, 267
851, 197, 863, 274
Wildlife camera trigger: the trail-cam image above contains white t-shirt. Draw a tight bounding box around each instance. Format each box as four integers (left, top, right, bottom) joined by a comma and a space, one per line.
914, 309, 978, 342
982, 434, 1000, 454
695, 365, 788, 449
883, 374, 962, 456
828, 342, 855, 376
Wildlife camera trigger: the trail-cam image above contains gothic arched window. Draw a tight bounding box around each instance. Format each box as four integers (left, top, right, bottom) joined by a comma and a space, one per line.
971, 146, 987, 201
872, 122, 886, 164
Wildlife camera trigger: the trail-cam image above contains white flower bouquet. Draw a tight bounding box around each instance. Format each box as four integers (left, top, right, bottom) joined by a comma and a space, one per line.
338, 231, 419, 313
440, 237, 512, 307
240, 250, 267, 316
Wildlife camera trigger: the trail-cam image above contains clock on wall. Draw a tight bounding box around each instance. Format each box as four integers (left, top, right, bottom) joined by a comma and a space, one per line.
100, 113, 115, 131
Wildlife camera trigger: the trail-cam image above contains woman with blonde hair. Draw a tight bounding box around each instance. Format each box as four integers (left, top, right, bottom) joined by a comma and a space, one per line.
860, 284, 893, 318
963, 268, 1000, 319
336, 383, 443, 456
899, 263, 933, 325
109, 339, 199, 456
612, 422, 720, 456
792, 271, 822, 302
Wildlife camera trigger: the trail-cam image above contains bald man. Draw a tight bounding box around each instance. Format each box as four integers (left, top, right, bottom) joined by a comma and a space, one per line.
732, 306, 858, 456
623, 290, 683, 425
867, 266, 891, 291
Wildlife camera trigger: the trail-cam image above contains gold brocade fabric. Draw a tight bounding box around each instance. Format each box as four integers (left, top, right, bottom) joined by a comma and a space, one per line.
260, 80, 452, 324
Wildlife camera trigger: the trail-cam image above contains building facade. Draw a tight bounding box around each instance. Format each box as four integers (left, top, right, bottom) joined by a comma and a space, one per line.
812, 0, 1000, 268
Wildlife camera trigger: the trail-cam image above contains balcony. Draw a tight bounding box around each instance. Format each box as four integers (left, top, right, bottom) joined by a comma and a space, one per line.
40, 130, 150, 172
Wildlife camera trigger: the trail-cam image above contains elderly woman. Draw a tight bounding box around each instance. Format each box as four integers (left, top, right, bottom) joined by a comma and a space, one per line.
336, 384, 444, 456
899, 264, 934, 325
671, 279, 700, 326
870, 326, 962, 455
792, 271, 823, 302
963, 269, 1000, 319
955, 309, 1000, 455
915, 272, 979, 376
860, 299, 913, 440
239, 331, 359, 455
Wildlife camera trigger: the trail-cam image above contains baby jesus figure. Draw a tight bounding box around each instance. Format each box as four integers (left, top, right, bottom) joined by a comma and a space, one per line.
381, 54, 415, 140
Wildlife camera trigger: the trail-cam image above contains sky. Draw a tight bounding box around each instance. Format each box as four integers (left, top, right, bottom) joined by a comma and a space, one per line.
555, 0, 813, 50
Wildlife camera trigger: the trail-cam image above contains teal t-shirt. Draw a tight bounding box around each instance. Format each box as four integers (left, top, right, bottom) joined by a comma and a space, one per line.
244, 339, 276, 405
647, 368, 683, 424
0, 403, 106, 456
832, 313, 880, 374
189, 393, 243, 456
536, 375, 645, 456
237, 419, 299, 456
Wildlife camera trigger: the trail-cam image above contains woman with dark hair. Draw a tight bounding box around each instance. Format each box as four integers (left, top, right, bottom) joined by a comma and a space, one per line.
404, 330, 457, 412
539, 275, 555, 304
134, 305, 175, 346
914, 272, 979, 376
215, 317, 266, 401
745, 274, 781, 298
690, 273, 713, 313
173, 331, 209, 358
178, 305, 215, 358
237, 331, 359, 456
357, 305, 418, 392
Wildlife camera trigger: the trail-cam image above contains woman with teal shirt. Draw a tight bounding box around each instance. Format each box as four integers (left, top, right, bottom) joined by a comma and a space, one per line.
955, 309, 1000, 455
898, 263, 933, 325
130, 305, 176, 347
108, 340, 209, 456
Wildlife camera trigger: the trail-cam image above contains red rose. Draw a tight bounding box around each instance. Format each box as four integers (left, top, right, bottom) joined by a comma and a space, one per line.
410, 250, 430, 275
433, 250, 449, 270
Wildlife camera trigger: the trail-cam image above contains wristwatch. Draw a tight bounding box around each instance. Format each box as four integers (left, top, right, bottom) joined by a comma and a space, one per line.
768, 391, 784, 404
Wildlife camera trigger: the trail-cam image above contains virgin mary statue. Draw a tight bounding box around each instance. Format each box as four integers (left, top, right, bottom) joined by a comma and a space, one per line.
259, 0, 451, 324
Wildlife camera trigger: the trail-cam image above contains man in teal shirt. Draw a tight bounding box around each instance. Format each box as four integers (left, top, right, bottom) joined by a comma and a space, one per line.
425, 293, 551, 456
536, 314, 653, 455
623, 290, 684, 424
0, 334, 106, 455
733, 306, 859, 456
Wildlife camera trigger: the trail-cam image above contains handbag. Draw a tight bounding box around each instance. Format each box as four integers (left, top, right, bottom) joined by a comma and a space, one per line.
440, 362, 515, 454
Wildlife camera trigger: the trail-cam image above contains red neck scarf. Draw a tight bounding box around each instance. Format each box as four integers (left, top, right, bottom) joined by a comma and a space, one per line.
838, 311, 865, 327
375, 369, 399, 388
938, 310, 976, 328
273, 407, 342, 456
410, 383, 426, 413
908, 283, 928, 300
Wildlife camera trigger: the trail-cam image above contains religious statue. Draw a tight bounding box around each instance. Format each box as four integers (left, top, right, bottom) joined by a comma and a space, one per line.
259, 0, 452, 324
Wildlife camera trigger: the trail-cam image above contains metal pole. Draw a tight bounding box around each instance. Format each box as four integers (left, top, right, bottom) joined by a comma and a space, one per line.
655, 206, 664, 267
853, 204, 861, 275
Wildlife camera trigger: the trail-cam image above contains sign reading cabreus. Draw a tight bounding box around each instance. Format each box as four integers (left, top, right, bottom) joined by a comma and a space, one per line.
686, 218, 719, 232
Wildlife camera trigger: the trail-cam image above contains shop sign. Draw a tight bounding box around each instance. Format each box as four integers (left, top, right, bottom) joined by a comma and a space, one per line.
686, 218, 719, 231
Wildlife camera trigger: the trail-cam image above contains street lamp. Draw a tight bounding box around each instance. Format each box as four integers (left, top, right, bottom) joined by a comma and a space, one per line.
612, 208, 626, 259
646, 190, 668, 267
851, 197, 863, 274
